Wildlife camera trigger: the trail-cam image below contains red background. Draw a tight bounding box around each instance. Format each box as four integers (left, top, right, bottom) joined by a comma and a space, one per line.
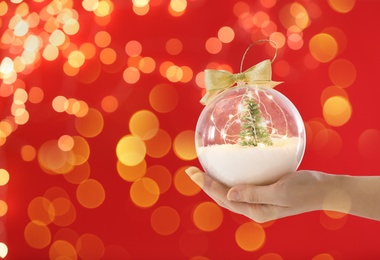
1, 0, 380, 259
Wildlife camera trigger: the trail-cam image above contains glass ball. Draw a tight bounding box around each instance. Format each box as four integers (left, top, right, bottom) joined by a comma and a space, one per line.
195, 84, 306, 187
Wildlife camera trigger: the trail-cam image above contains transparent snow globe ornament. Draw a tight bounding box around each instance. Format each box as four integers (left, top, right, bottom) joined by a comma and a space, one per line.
195, 41, 305, 187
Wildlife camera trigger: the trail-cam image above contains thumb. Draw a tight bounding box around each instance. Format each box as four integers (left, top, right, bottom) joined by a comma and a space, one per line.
227, 184, 276, 205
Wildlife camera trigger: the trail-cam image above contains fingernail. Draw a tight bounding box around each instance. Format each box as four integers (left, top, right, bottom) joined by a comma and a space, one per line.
190, 172, 204, 187
228, 190, 240, 201
184, 168, 193, 176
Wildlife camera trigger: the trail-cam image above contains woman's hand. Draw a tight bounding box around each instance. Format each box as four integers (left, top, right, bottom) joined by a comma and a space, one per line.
185, 167, 354, 223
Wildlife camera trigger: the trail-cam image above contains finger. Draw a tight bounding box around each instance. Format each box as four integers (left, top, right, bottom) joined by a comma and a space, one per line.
185, 167, 230, 208
227, 184, 285, 206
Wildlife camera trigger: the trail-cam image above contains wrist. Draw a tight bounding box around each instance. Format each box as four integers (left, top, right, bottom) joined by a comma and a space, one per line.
318, 173, 351, 213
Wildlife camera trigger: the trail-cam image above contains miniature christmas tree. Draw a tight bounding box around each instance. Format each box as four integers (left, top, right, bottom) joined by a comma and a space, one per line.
238, 97, 273, 146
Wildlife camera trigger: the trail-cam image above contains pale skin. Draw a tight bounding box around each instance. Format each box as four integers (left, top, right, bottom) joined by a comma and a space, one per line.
185, 167, 380, 223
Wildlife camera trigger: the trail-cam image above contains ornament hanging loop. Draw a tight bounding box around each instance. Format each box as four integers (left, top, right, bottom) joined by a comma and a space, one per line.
239, 39, 278, 73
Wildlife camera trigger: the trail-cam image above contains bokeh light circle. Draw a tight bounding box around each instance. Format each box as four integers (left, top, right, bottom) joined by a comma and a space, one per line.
76, 179, 105, 209
193, 201, 223, 232
24, 221, 52, 249
309, 33, 338, 63
235, 222, 266, 252
49, 240, 77, 260
144, 129, 172, 158
129, 110, 159, 140
117, 159, 147, 182
327, 0, 355, 13
328, 59, 356, 88
173, 130, 197, 160
323, 96, 352, 127
76, 233, 105, 260
174, 166, 201, 196
149, 83, 179, 113
130, 177, 160, 208
74, 108, 104, 138
150, 206, 180, 235
116, 135, 146, 166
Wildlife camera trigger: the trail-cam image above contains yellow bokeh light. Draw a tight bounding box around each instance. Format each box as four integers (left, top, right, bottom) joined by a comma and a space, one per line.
0, 200, 8, 217
129, 110, 159, 140
235, 222, 266, 252
94, 31, 111, 48
320, 86, 348, 107
28, 86, 44, 104
21, 144, 36, 162
173, 130, 197, 160
116, 135, 146, 166
269, 32, 286, 48
130, 177, 160, 208
0, 169, 10, 186
323, 96, 352, 127
100, 47, 117, 65
133, 3, 150, 16
125, 40, 142, 57
80, 42, 97, 59
144, 129, 172, 158
133, 0, 149, 7
193, 201, 223, 232
63, 18, 79, 35
13, 88, 28, 104
150, 206, 180, 236
68, 50, 85, 68
101, 95, 118, 113
28, 198, 55, 226
14, 20, 29, 37
117, 159, 146, 182
0, 243, 8, 259
76, 179, 105, 209
82, 0, 99, 11
38, 140, 75, 174
58, 135, 74, 151
145, 165, 172, 194
139, 56, 155, 73
0, 2, 8, 16
43, 44, 59, 61
327, 0, 355, 13
123, 67, 140, 84
70, 135, 90, 165
94, 0, 112, 17
169, 0, 187, 14
0, 57, 14, 74
63, 61, 80, 76
24, 35, 41, 52
24, 221, 52, 249
74, 108, 104, 138
166, 65, 183, 82
218, 26, 235, 43
63, 161, 91, 184
49, 240, 77, 260
328, 59, 356, 88
77, 233, 105, 260
180, 65, 193, 83
49, 29, 65, 46
309, 33, 338, 63
174, 166, 201, 196
205, 37, 222, 54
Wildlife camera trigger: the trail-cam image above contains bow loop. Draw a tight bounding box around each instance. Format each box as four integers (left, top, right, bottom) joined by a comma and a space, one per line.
200, 59, 282, 105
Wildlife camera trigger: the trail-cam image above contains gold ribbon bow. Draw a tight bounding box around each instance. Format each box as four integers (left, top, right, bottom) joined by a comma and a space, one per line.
200, 59, 282, 105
